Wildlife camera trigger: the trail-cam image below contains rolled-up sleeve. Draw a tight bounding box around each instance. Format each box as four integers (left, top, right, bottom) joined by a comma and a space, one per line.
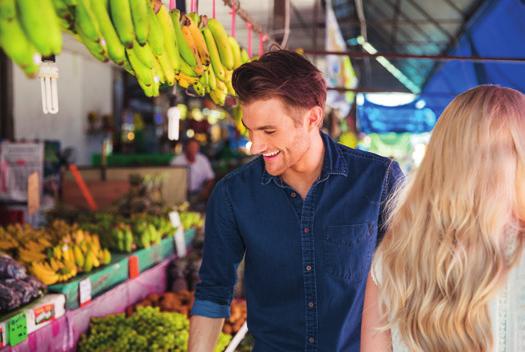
191, 179, 245, 318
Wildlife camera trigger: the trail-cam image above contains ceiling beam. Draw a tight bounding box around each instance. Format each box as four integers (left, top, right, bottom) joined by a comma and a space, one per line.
302, 49, 525, 63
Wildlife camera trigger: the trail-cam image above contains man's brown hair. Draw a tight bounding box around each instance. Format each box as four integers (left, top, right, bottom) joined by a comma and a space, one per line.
232, 50, 327, 123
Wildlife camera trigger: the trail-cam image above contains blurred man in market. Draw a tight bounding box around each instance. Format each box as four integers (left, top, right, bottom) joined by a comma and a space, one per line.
171, 138, 215, 210
188, 50, 403, 352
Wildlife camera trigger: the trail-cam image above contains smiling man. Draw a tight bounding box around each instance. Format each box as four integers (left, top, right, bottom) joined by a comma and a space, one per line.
188, 50, 403, 352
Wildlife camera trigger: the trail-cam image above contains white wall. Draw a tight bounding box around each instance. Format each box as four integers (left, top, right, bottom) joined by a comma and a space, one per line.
13, 35, 114, 166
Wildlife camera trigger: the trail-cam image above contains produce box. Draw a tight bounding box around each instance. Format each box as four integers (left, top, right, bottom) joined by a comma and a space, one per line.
133, 229, 196, 274
47, 254, 129, 310
0, 294, 65, 347
25, 294, 65, 335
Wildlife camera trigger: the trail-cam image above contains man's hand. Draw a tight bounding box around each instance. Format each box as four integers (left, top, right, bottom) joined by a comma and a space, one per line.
188, 316, 225, 352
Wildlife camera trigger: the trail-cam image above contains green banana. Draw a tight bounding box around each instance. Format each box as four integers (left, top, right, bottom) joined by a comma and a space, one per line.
16, 0, 62, 56
77, 31, 108, 63
225, 70, 236, 96
208, 64, 217, 91
0, 1, 40, 77
51, 0, 74, 31
126, 47, 153, 86
171, 9, 196, 67
147, 4, 164, 56
0, 0, 16, 20
240, 48, 249, 64
75, 0, 101, 43
152, 56, 166, 83
109, 0, 134, 48
156, 53, 175, 85
179, 59, 197, 77
228, 36, 242, 69
89, 0, 125, 65
156, 5, 180, 72
202, 26, 225, 81
132, 40, 154, 69
207, 18, 233, 70
130, 0, 149, 45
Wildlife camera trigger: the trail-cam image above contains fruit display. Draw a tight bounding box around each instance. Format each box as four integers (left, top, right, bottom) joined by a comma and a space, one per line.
0, 221, 112, 285
179, 211, 204, 231
0, 253, 46, 313
128, 291, 247, 336
0, 0, 62, 77
78, 212, 176, 253
77, 306, 232, 352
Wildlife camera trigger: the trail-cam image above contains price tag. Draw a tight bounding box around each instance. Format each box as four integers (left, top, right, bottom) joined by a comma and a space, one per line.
27, 172, 40, 216
169, 211, 186, 257
8, 312, 27, 346
79, 278, 92, 306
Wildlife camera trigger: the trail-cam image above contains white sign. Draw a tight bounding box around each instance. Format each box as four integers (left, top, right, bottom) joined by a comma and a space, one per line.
79, 279, 92, 305
169, 211, 187, 257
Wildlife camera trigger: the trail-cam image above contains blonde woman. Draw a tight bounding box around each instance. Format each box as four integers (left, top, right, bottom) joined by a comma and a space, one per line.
361, 85, 525, 352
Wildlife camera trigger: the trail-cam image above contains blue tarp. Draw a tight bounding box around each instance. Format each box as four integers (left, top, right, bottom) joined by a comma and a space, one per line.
422, 0, 525, 116
357, 98, 437, 134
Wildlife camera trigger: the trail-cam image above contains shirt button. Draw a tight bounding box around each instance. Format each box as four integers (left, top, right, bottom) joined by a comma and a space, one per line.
306, 265, 312, 272
290, 192, 297, 198
308, 337, 315, 344
303, 227, 310, 234
308, 301, 314, 308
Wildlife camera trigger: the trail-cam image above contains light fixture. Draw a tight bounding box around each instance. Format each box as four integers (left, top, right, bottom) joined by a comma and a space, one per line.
167, 106, 181, 141
39, 58, 59, 114
356, 36, 420, 94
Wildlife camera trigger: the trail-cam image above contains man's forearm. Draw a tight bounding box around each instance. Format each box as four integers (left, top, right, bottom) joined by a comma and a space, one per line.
188, 315, 225, 352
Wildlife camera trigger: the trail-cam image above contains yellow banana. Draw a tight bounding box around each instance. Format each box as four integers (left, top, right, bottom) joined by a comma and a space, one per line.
228, 36, 242, 69
16, 0, 62, 56
89, 0, 126, 65
180, 23, 205, 74
175, 72, 198, 89
192, 81, 205, 96
202, 26, 225, 81
156, 5, 180, 72
240, 48, 250, 64
109, 0, 134, 48
207, 18, 233, 70
31, 262, 59, 285
130, 0, 150, 45
74, 245, 85, 267
186, 13, 209, 66
171, 9, 196, 67
132, 40, 154, 69
147, 3, 164, 56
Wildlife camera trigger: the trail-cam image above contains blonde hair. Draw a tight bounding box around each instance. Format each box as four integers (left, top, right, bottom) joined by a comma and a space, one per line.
375, 85, 525, 352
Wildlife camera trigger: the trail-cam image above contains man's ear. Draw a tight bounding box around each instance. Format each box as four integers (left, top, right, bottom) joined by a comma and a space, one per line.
306, 106, 324, 130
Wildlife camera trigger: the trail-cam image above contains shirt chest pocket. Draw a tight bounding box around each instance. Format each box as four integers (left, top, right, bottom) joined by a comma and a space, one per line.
322, 223, 376, 282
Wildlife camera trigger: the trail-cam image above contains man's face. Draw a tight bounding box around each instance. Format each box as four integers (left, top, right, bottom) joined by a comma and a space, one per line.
242, 98, 313, 176
185, 141, 199, 162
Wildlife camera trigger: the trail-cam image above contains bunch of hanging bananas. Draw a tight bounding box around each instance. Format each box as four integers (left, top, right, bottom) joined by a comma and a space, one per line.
0, 0, 62, 77
49, 0, 251, 102
0, 222, 111, 286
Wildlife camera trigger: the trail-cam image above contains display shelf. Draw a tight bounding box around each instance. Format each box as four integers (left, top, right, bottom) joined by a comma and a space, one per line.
0, 259, 171, 352
47, 253, 130, 310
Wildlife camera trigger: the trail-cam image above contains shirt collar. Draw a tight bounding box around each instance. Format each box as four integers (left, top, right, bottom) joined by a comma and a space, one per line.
260, 132, 348, 186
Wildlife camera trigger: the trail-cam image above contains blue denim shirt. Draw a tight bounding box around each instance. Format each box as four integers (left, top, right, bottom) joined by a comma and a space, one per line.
192, 133, 403, 351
